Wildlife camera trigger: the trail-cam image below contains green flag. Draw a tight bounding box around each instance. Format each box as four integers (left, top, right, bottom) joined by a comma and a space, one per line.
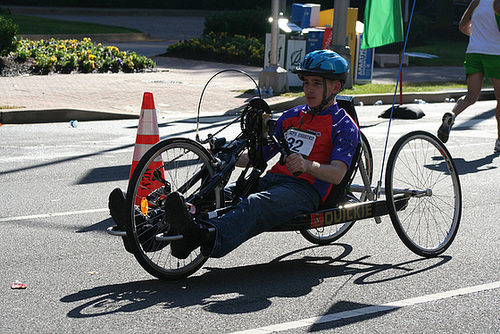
361, 0, 404, 49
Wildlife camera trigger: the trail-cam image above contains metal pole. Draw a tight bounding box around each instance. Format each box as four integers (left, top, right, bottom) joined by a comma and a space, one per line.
332, 0, 348, 51
270, 0, 279, 66
331, 0, 352, 89
258, 0, 289, 93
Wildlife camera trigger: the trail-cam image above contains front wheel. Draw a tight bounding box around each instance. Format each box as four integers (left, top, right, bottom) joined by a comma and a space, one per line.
385, 131, 461, 257
125, 138, 222, 280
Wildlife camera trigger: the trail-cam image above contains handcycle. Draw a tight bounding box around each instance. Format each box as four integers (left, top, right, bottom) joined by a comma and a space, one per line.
107, 70, 462, 281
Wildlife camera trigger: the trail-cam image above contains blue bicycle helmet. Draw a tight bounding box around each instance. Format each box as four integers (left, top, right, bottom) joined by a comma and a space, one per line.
293, 50, 349, 83
293, 50, 349, 113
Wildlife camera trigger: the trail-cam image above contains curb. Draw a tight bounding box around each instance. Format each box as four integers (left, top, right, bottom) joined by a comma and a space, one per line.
351, 88, 495, 105
1, 89, 495, 125
0, 108, 138, 124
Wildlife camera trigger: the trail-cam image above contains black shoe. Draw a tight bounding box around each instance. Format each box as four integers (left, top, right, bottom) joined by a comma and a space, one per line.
200, 228, 216, 257
109, 188, 169, 253
108, 188, 134, 253
109, 188, 127, 230
164, 192, 202, 259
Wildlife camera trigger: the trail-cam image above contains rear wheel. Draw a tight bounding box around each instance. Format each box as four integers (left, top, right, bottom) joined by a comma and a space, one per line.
300, 132, 373, 245
126, 138, 222, 280
385, 131, 461, 257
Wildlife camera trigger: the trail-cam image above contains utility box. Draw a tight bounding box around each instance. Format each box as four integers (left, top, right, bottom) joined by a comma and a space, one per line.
285, 38, 307, 87
306, 27, 333, 52
306, 4, 321, 27
264, 32, 305, 87
264, 33, 287, 68
306, 29, 324, 53
291, 3, 320, 28
291, 3, 312, 28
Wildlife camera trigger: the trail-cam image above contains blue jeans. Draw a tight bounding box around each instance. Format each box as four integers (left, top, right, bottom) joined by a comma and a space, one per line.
205, 172, 320, 258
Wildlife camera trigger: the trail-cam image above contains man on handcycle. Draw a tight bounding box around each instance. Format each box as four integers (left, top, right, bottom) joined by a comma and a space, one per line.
109, 50, 360, 259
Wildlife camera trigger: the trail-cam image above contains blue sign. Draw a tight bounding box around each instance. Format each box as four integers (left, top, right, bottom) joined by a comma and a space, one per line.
307, 30, 324, 53
355, 33, 374, 84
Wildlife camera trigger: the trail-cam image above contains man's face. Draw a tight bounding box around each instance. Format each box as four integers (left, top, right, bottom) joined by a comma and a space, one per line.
302, 76, 338, 109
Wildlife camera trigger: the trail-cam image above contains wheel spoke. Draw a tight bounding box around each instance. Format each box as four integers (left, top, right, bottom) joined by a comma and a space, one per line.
125, 139, 219, 280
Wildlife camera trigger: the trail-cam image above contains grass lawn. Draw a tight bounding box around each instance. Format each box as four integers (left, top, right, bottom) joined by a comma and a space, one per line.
406, 38, 468, 67
277, 81, 472, 98
375, 34, 469, 67
0, 13, 141, 34
343, 81, 468, 95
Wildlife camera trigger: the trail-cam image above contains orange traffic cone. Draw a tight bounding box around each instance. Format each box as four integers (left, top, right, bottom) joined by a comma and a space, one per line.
130, 92, 165, 205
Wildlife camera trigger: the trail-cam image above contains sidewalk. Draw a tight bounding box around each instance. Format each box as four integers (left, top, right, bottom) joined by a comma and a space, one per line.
1, 56, 495, 124
0, 57, 268, 123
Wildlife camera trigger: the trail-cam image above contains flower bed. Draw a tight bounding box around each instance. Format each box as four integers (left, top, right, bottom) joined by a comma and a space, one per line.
7, 37, 155, 75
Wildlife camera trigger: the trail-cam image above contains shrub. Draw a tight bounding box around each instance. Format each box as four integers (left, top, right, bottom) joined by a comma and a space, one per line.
0, 16, 18, 56
406, 14, 431, 47
203, 9, 270, 39
165, 32, 264, 66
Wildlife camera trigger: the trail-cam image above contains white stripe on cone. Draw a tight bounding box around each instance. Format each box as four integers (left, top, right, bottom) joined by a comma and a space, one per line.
130, 92, 165, 205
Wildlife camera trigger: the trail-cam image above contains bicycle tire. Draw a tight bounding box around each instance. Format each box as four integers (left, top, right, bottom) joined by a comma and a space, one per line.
300, 131, 374, 244
125, 138, 222, 280
385, 131, 461, 257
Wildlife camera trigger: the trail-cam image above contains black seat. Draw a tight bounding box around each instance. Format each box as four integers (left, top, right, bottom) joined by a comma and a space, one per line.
318, 96, 362, 210
337, 95, 359, 125
318, 139, 362, 210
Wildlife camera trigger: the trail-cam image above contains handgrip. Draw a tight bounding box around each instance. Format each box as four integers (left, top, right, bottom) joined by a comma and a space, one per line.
279, 138, 302, 177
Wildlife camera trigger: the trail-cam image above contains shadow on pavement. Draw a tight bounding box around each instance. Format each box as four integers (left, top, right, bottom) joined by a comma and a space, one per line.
453, 153, 499, 175
60, 242, 450, 332
453, 108, 496, 132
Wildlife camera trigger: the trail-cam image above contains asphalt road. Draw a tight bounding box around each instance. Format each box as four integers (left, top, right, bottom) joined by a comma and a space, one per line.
1, 100, 499, 333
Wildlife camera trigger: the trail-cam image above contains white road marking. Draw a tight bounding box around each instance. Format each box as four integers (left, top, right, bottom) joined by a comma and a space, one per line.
0, 208, 108, 222
231, 281, 500, 333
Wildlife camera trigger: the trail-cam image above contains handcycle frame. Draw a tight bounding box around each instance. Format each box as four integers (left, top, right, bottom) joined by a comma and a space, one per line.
107, 89, 462, 281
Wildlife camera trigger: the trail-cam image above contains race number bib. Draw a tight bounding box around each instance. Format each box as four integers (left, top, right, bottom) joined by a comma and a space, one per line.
284, 128, 317, 157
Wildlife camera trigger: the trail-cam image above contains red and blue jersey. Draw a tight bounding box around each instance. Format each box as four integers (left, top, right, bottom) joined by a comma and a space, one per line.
265, 103, 359, 203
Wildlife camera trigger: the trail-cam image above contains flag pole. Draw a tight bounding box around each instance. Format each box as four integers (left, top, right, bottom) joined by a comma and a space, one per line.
399, 41, 403, 105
